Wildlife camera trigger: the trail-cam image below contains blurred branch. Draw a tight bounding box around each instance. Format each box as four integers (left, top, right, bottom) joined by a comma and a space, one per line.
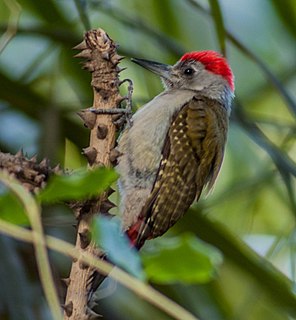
187, 0, 296, 117
20, 0, 70, 26
0, 0, 22, 53
0, 236, 36, 319
0, 171, 62, 320
209, 0, 226, 56
232, 103, 296, 177
73, 0, 91, 30
97, 4, 184, 56
208, 169, 274, 207
0, 24, 78, 45
232, 101, 296, 217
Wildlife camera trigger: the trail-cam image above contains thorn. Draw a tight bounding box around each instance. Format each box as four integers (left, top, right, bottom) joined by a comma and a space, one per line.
101, 199, 116, 214
34, 173, 46, 184
101, 51, 109, 60
82, 147, 97, 166
62, 301, 73, 317
111, 54, 125, 65
80, 202, 92, 216
89, 300, 99, 309
86, 307, 102, 319
111, 113, 122, 121
61, 278, 71, 287
79, 228, 90, 249
14, 165, 22, 173
109, 149, 122, 164
16, 148, 24, 158
77, 110, 96, 129
82, 61, 95, 72
39, 158, 49, 168
29, 154, 38, 163
79, 260, 89, 270
53, 164, 62, 174
33, 187, 40, 194
107, 187, 115, 197
98, 88, 109, 100
89, 313, 102, 320
96, 124, 108, 140
73, 40, 87, 50
74, 49, 92, 59
117, 67, 127, 73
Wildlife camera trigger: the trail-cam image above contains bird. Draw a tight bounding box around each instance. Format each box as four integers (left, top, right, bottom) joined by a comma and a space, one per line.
116, 50, 235, 249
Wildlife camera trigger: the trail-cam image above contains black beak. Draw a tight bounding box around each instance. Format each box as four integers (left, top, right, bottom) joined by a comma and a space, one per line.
131, 58, 172, 80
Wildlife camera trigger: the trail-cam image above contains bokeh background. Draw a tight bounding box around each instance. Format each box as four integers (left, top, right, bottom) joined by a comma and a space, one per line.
0, 0, 296, 319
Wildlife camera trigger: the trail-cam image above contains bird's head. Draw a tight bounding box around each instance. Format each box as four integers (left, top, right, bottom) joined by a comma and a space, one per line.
132, 50, 234, 106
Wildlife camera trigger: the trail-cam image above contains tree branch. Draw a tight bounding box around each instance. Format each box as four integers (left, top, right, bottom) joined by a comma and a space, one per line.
0, 150, 61, 193
63, 29, 124, 320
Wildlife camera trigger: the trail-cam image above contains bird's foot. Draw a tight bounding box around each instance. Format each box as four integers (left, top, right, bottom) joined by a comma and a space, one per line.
90, 78, 133, 129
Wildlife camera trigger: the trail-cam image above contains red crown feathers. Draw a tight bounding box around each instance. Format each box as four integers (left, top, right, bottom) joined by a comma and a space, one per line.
181, 51, 234, 91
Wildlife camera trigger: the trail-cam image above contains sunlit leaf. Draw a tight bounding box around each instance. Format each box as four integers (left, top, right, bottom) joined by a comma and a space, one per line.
64, 139, 87, 169
142, 233, 222, 284
92, 216, 145, 280
0, 189, 29, 225
38, 167, 118, 203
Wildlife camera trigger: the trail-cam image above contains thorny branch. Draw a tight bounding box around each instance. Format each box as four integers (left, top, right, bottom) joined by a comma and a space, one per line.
63, 29, 126, 320
0, 150, 61, 192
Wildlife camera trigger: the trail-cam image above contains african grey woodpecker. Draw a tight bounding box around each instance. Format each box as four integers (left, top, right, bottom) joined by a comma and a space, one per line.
116, 51, 235, 249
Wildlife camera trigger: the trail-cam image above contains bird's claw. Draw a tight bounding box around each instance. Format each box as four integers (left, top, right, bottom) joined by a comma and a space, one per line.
89, 78, 133, 129
89, 107, 132, 129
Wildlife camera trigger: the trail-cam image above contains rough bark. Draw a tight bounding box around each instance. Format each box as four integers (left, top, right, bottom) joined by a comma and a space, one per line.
0, 150, 61, 192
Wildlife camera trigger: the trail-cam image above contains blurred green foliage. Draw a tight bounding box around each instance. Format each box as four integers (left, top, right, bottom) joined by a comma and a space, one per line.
142, 233, 222, 284
0, 189, 29, 225
0, 0, 296, 319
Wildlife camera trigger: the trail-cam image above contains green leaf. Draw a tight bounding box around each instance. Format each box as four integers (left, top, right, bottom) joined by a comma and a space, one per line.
64, 139, 87, 170
38, 167, 118, 203
0, 189, 29, 225
92, 216, 145, 280
142, 233, 222, 284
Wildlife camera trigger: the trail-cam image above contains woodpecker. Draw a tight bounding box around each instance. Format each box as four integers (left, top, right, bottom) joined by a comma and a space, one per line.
116, 51, 235, 249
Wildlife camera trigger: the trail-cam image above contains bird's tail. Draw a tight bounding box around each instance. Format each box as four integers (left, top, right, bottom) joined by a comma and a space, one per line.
126, 219, 149, 250
87, 254, 111, 301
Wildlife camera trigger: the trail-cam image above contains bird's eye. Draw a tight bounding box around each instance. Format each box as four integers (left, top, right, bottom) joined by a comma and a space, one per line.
184, 68, 194, 76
